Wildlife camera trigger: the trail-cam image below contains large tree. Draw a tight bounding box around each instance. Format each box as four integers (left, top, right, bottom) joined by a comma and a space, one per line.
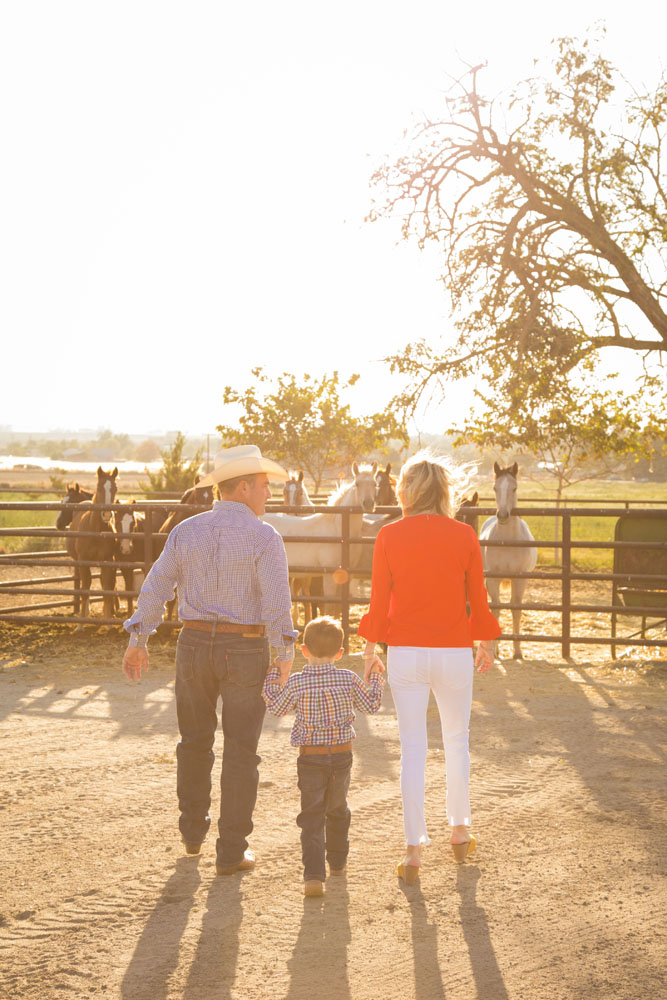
369, 33, 667, 423
217, 368, 406, 492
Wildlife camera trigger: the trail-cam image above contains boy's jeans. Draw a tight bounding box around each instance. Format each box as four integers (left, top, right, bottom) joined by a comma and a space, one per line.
174, 628, 269, 867
296, 751, 353, 882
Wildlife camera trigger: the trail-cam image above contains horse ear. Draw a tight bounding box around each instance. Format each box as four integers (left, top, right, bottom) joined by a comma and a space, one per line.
371, 462, 378, 474
111, 467, 118, 478
194, 474, 201, 484
510, 462, 518, 477
386, 463, 392, 474
352, 461, 359, 475
472, 491, 479, 504
298, 471, 304, 482
493, 461, 501, 476
97, 466, 104, 477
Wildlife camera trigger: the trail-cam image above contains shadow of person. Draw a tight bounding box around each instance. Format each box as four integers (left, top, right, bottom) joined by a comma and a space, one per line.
121, 857, 201, 1000
456, 865, 509, 1000
182, 874, 243, 999
286, 878, 351, 1000
398, 881, 446, 999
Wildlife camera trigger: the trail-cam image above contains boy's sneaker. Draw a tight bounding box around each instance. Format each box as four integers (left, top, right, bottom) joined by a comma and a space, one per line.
329, 865, 346, 876
304, 879, 325, 897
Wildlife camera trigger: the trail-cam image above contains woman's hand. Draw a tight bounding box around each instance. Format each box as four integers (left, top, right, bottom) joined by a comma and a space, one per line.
475, 640, 495, 673
363, 649, 385, 684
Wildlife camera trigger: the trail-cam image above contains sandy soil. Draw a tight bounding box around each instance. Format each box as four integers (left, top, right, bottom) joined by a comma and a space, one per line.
1, 621, 665, 1000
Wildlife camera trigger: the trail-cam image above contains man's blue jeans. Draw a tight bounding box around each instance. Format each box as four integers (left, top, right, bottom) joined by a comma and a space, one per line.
174, 628, 269, 866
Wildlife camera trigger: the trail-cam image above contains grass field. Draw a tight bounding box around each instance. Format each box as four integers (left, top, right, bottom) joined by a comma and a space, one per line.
0, 491, 62, 553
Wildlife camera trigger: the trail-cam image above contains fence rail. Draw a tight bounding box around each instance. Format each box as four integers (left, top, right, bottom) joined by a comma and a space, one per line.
1, 502, 666, 657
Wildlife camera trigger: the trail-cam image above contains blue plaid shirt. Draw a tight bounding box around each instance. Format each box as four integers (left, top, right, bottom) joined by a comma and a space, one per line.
124, 500, 297, 659
263, 663, 384, 746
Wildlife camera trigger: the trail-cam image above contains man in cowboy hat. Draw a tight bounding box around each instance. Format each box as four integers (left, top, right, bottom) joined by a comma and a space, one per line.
122, 445, 297, 875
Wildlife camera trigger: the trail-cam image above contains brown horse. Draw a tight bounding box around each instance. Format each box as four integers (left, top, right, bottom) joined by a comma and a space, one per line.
153, 479, 216, 622
374, 463, 398, 507
66, 467, 118, 619
56, 483, 94, 531
152, 478, 216, 560
456, 491, 480, 534
114, 501, 145, 614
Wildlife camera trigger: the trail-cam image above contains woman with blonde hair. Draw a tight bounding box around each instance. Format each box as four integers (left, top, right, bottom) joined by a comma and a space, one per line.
358, 451, 500, 882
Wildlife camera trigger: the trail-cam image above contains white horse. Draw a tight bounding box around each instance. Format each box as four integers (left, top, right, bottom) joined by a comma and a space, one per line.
282, 470, 318, 623
479, 462, 537, 659
264, 462, 377, 613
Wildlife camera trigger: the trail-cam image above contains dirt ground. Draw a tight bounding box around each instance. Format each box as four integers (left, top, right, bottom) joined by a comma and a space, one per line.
0, 620, 665, 1000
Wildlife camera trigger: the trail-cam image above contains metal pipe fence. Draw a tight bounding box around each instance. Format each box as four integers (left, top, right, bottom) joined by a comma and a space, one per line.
0, 501, 665, 657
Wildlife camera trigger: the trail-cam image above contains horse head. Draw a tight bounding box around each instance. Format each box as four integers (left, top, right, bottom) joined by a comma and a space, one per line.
456, 491, 480, 533
94, 466, 118, 523
191, 483, 215, 506
56, 482, 94, 530
375, 463, 397, 507
493, 462, 518, 523
283, 470, 312, 508
351, 461, 377, 513
115, 502, 137, 557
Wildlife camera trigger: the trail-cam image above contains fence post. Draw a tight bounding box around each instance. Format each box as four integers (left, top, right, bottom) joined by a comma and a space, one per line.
341, 509, 350, 651
562, 513, 571, 659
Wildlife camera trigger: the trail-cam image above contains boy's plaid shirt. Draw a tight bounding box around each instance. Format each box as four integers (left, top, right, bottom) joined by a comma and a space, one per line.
263, 663, 384, 746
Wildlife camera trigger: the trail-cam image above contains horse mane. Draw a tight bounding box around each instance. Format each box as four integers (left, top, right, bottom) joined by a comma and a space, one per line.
327, 466, 375, 506
327, 480, 353, 506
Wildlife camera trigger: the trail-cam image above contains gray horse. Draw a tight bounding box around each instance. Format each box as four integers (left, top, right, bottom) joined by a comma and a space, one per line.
480, 463, 537, 659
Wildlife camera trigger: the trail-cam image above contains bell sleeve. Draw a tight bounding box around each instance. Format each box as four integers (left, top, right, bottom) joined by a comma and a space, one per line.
357, 529, 392, 644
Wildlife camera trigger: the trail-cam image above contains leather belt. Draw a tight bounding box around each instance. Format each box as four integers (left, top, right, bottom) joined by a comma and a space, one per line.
299, 742, 353, 755
182, 620, 265, 637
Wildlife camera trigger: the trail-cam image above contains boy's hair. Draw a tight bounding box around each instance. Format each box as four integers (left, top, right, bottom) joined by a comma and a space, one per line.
303, 616, 344, 659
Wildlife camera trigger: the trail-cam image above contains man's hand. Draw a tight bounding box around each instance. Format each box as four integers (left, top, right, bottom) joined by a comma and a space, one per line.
123, 645, 149, 682
273, 657, 293, 686
475, 640, 495, 674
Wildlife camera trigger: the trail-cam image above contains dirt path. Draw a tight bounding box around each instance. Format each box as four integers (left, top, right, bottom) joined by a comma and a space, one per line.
0, 624, 665, 1000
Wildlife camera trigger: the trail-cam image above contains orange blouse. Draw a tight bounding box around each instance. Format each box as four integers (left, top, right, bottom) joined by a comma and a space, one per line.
358, 513, 501, 648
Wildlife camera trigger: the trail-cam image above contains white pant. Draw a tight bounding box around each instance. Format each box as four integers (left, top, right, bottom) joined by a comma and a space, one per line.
388, 646, 473, 845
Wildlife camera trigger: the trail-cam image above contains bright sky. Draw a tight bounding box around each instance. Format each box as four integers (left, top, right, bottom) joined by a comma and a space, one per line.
2, 1, 665, 438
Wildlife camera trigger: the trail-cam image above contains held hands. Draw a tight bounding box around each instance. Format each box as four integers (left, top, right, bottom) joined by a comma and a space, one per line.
122, 645, 149, 682
475, 640, 495, 674
363, 653, 385, 685
272, 657, 293, 686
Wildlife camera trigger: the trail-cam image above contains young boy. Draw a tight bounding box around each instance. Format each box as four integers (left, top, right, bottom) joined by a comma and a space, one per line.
263, 615, 385, 897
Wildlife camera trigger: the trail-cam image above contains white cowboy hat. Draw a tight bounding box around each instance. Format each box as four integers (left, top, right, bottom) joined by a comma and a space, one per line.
196, 445, 288, 487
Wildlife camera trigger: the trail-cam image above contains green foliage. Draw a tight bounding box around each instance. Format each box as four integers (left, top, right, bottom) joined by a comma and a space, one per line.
217, 369, 408, 491
370, 30, 667, 424
454, 378, 667, 502
49, 473, 67, 492
140, 432, 203, 494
